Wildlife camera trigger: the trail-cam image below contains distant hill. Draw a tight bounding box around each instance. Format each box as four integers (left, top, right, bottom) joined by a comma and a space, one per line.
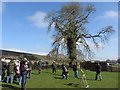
0, 49, 47, 59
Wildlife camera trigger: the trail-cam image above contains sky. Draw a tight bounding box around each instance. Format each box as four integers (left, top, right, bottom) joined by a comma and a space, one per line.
0, 2, 118, 61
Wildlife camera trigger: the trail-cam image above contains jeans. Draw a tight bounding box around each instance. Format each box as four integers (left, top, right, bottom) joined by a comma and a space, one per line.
27, 73, 29, 78
19, 76, 22, 85
6, 74, 14, 83
65, 73, 68, 79
95, 72, 102, 80
21, 75, 27, 89
62, 72, 68, 79
17, 76, 22, 85
74, 70, 79, 78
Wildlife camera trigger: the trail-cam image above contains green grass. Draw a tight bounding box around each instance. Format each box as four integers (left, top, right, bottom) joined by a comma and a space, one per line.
112, 65, 120, 67
0, 69, 118, 89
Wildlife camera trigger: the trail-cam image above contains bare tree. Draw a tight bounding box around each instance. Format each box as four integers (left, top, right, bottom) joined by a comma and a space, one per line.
45, 2, 115, 61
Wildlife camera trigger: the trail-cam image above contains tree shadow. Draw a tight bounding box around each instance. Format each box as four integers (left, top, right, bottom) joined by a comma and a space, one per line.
1, 84, 20, 90
64, 83, 80, 87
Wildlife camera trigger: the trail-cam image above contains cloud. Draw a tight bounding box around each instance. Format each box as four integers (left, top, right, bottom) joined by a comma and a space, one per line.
27, 11, 48, 28
94, 54, 118, 61
97, 10, 118, 19
103, 11, 118, 18
111, 38, 118, 42
77, 39, 104, 51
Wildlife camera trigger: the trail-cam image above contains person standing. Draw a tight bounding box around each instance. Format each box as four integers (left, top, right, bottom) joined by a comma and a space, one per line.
95, 63, 102, 81
20, 58, 30, 90
15, 60, 21, 85
37, 60, 42, 74
45, 61, 49, 69
6, 60, 15, 83
73, 63, 79, 78
27, 61, 32, 78
80, 69, 89, 88
1, 58, 7, 82
52, 61, 57, 73
62, 63, 69, 79
0, 58, 2, 82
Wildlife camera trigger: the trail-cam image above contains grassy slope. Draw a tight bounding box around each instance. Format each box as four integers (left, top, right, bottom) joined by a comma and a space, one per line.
0, 69, 118, 89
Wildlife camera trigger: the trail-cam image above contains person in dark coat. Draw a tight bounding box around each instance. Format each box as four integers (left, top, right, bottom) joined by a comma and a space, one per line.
45, 61, 49, 69
73, 64, 79, 78
62, 63, 69, 79
1, 58, 7, 82
95, 63, 102, 80
52, 61, 57, 73
37, 60, 42, 74
20, 58, 30, 90
6, 60, 15, 83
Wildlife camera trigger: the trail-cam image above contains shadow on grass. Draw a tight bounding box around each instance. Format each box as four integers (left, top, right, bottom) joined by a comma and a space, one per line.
54, 77, 63, 79
64, 83, 80, 87
1, 84, 20, 90
43, 72, 52, 74
78, 77, 95, 81
52, 73, 62, 76
31, 73, 39, 75
86, 78, 95, 81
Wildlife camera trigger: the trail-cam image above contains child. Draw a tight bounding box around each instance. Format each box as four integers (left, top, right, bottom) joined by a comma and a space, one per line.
80, 69, 89, 88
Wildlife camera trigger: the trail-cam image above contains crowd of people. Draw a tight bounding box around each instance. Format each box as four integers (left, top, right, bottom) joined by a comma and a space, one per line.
0, 57, 102, 89
0, 57, 33, 90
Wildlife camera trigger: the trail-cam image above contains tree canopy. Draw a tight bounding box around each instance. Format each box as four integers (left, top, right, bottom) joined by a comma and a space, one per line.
45, 2, 115, 61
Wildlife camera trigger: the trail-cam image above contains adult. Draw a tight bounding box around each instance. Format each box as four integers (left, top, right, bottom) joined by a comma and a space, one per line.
15, 60, 21, 85
20, 58, 30, 90
45, 61, 49, 69
62, 63, 69, 79
37, 60, 42, 74
52, 61, 57, 73
0, 58, 2, 81
31, 60, 35, 70
6, 60, 15, 83
73, 63, 79, 78
80, 69, 89, 88
1, 58, 7, 82
95, 63, 102, 81
27, 61, 32, 78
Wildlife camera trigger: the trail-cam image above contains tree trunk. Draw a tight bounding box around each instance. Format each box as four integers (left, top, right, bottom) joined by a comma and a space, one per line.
67, 38, 77, 61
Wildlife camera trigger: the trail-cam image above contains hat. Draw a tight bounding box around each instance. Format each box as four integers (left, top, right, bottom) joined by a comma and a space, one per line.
23, 58, 27, 61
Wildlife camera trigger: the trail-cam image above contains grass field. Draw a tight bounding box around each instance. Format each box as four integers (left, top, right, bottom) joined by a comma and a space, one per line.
0, 68, 119, 89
